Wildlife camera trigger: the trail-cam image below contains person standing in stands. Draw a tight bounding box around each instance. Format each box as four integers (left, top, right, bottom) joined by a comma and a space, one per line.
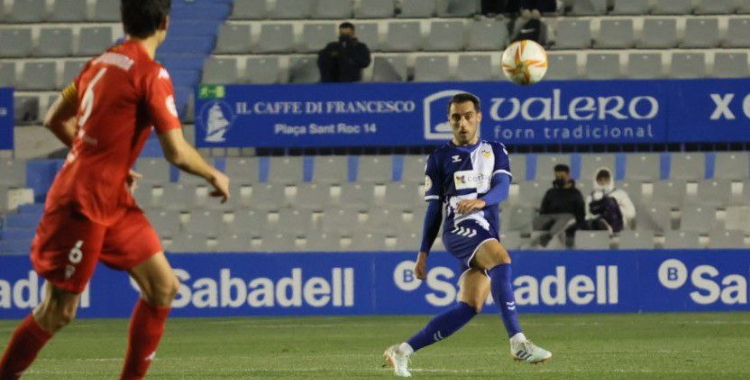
317, 22, 372, 83
0, 1, 229, 378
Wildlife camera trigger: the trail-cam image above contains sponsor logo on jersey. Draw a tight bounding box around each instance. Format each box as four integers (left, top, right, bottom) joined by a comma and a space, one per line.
454, 170, 487, 190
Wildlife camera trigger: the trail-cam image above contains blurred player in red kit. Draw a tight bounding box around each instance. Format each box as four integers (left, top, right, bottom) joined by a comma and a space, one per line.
0, 0, 230, 378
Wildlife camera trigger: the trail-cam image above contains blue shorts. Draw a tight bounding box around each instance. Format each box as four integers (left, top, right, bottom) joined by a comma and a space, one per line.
442, 220, 499, 273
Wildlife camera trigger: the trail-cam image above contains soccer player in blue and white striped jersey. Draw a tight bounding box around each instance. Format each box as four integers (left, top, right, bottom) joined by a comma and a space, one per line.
384, 93, 551, 377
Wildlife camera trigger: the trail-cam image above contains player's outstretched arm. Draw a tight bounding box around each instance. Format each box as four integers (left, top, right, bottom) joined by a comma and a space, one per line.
43, 90, 78, 148
158, 129, 230, 203
416, 200, 442, 279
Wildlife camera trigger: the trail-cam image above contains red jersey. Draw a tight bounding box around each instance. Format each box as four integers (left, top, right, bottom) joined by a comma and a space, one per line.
46, 40, 181, 226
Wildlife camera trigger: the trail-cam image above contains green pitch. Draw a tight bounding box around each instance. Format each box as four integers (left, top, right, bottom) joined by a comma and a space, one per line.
2, 313, 749, 379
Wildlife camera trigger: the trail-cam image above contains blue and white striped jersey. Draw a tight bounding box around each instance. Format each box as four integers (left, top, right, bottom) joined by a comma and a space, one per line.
424, 140, 511, 234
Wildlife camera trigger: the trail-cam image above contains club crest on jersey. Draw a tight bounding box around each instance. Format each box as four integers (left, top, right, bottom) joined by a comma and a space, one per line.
482, 149, 491, 158
451, 155, 461, 163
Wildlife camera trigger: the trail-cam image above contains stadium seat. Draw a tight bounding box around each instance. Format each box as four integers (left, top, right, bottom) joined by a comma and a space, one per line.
202, 57, 239, 85
456, 55, 494, 82
467, 20, 508, 51
355, 0, 394, 18
8, 0, 47, 22
401, 156, 427, 182
714, 152, 749, 180
513, 181, 548, 207
584, 53, 621, 80
711, 52, 748, 78
254, 24, 295, 53
625, 53, 664, 79
707, 230, 745, 249
290, 183, 333, 210
637, 19, 678, 49
354, 23, 380, 51
724, 206, 750, 232
508, 155, 526, 183
268, 157, 304, 184
425, 21, 465, 51
305, 232, 343, 252
579, 154, 616, 181
617, 230, 655, 249
694, 179, 736, 207
358, 156, 393, 183
681, 19, 720, 49
249, 184, 288, 210
595, 20, 634, 49
625, 154, 661, 181
383, 22, 422, 52
245, 57, 281, 84
224, 157, 259, 184
414, 55, 451, 82
670, 153, 705, 180
268, 0, 312, 19
337, 184, 374, 210
275, 209, 318, 235
694, 0, 736, 14
35, 28, 73, 57
299, 23, 337, 53
662, 231, 702, 249
0, 62, 15, 88
611, 0, 650, 14
501, 206, 535, 232
78, 27, 114, 57
679, 206, 716, 233
321, 208, 366, 232
553, 20, 591, 50
436, 0, 477, 17
652, 0, 694, 14
169, 232, 212, 253
371, 56, 408, 82
544, 54, 579, 80
400, 0, 436, 17
288, 56, 320, 83
158, 184, 202, 211
184, 210, 226, 235
136, 158, 172, 184
50, 0, 87, 22
312, 0, 354, 19
19, 62, 57, 91
724, 19, 750, 48
0, 28, 33, 58
670, 52, 707, 79
92, 0, 120, 21
576, 231, 612, 249
230, 209, 266, 232
13, 96, 39, 124
312, 156, 349, 184
499, 231, 522, 250
146, 209, 181, 236
214, 231, 252, 252
739, 1, 750, 13
214, 24, 252, 54
230, 0, 267, 19
61, 60, 86, 89
570, 0, 607, 15
636, 204, 673, 232
382, 183, 420, 208
649, 180, 687, 207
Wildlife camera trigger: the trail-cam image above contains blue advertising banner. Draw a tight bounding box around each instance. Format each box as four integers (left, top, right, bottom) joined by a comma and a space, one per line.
0, 88, 13, 150
195, 79, 750, 148
1, 250, 748, 319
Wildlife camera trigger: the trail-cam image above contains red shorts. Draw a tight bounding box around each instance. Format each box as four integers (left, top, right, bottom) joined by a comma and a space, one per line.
30, 205, 163, 293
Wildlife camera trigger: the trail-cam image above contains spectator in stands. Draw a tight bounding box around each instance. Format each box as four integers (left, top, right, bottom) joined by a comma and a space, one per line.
531, 164, 585, 248
510, 0, 557, 46
583, 167, 636, 235
317, 22, 371, 83
480, 0, 508, 18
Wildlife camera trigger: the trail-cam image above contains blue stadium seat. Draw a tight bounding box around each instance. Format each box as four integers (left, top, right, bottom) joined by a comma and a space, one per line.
3, 214, 41, 229
159, 37, 215, 54
171, 2, 231, 20
0, 228, 36, 241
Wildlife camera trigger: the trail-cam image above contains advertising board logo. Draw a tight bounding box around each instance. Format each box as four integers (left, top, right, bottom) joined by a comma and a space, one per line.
423, 90, 463, 140
658, 259, 747, 305
198, 101, 235, 143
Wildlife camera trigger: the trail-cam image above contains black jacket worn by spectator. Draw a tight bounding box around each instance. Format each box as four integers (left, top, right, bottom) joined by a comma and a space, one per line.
317, 36, 371, 82
539, 181, 586, 226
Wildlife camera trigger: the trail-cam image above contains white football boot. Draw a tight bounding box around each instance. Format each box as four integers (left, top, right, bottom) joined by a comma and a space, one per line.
384, 345, 412, 377
511, 340, 552, 364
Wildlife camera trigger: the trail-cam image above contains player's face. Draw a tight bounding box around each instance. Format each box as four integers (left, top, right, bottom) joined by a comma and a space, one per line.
449, 101, 482, 146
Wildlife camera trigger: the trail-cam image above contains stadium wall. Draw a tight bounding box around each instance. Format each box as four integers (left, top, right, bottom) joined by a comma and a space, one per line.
0, 250, 748, 319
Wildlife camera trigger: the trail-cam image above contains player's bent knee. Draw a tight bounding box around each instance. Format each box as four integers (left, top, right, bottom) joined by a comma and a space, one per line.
147, 276, 179, 306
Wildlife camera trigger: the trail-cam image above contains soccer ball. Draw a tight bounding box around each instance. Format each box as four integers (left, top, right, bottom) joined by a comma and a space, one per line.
501, 40, 548, 85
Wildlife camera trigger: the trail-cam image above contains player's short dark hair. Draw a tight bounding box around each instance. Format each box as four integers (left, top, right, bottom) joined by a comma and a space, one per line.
596, 169, 611, 180
554, 164, 570, 173
339, 22, 355, 31
121, 0, 171, 39
447, 93, 481, 113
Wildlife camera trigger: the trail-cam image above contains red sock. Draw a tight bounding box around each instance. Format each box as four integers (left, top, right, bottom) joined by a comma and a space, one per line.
120, 299, 171, 380
0, 314, 53, 380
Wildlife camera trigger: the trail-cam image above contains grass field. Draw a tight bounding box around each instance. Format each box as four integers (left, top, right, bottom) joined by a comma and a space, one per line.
2, 313, 749, 379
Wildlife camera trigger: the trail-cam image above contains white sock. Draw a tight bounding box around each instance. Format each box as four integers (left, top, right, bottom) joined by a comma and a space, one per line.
510, 332, 527, 347
398, 342, 414, 356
